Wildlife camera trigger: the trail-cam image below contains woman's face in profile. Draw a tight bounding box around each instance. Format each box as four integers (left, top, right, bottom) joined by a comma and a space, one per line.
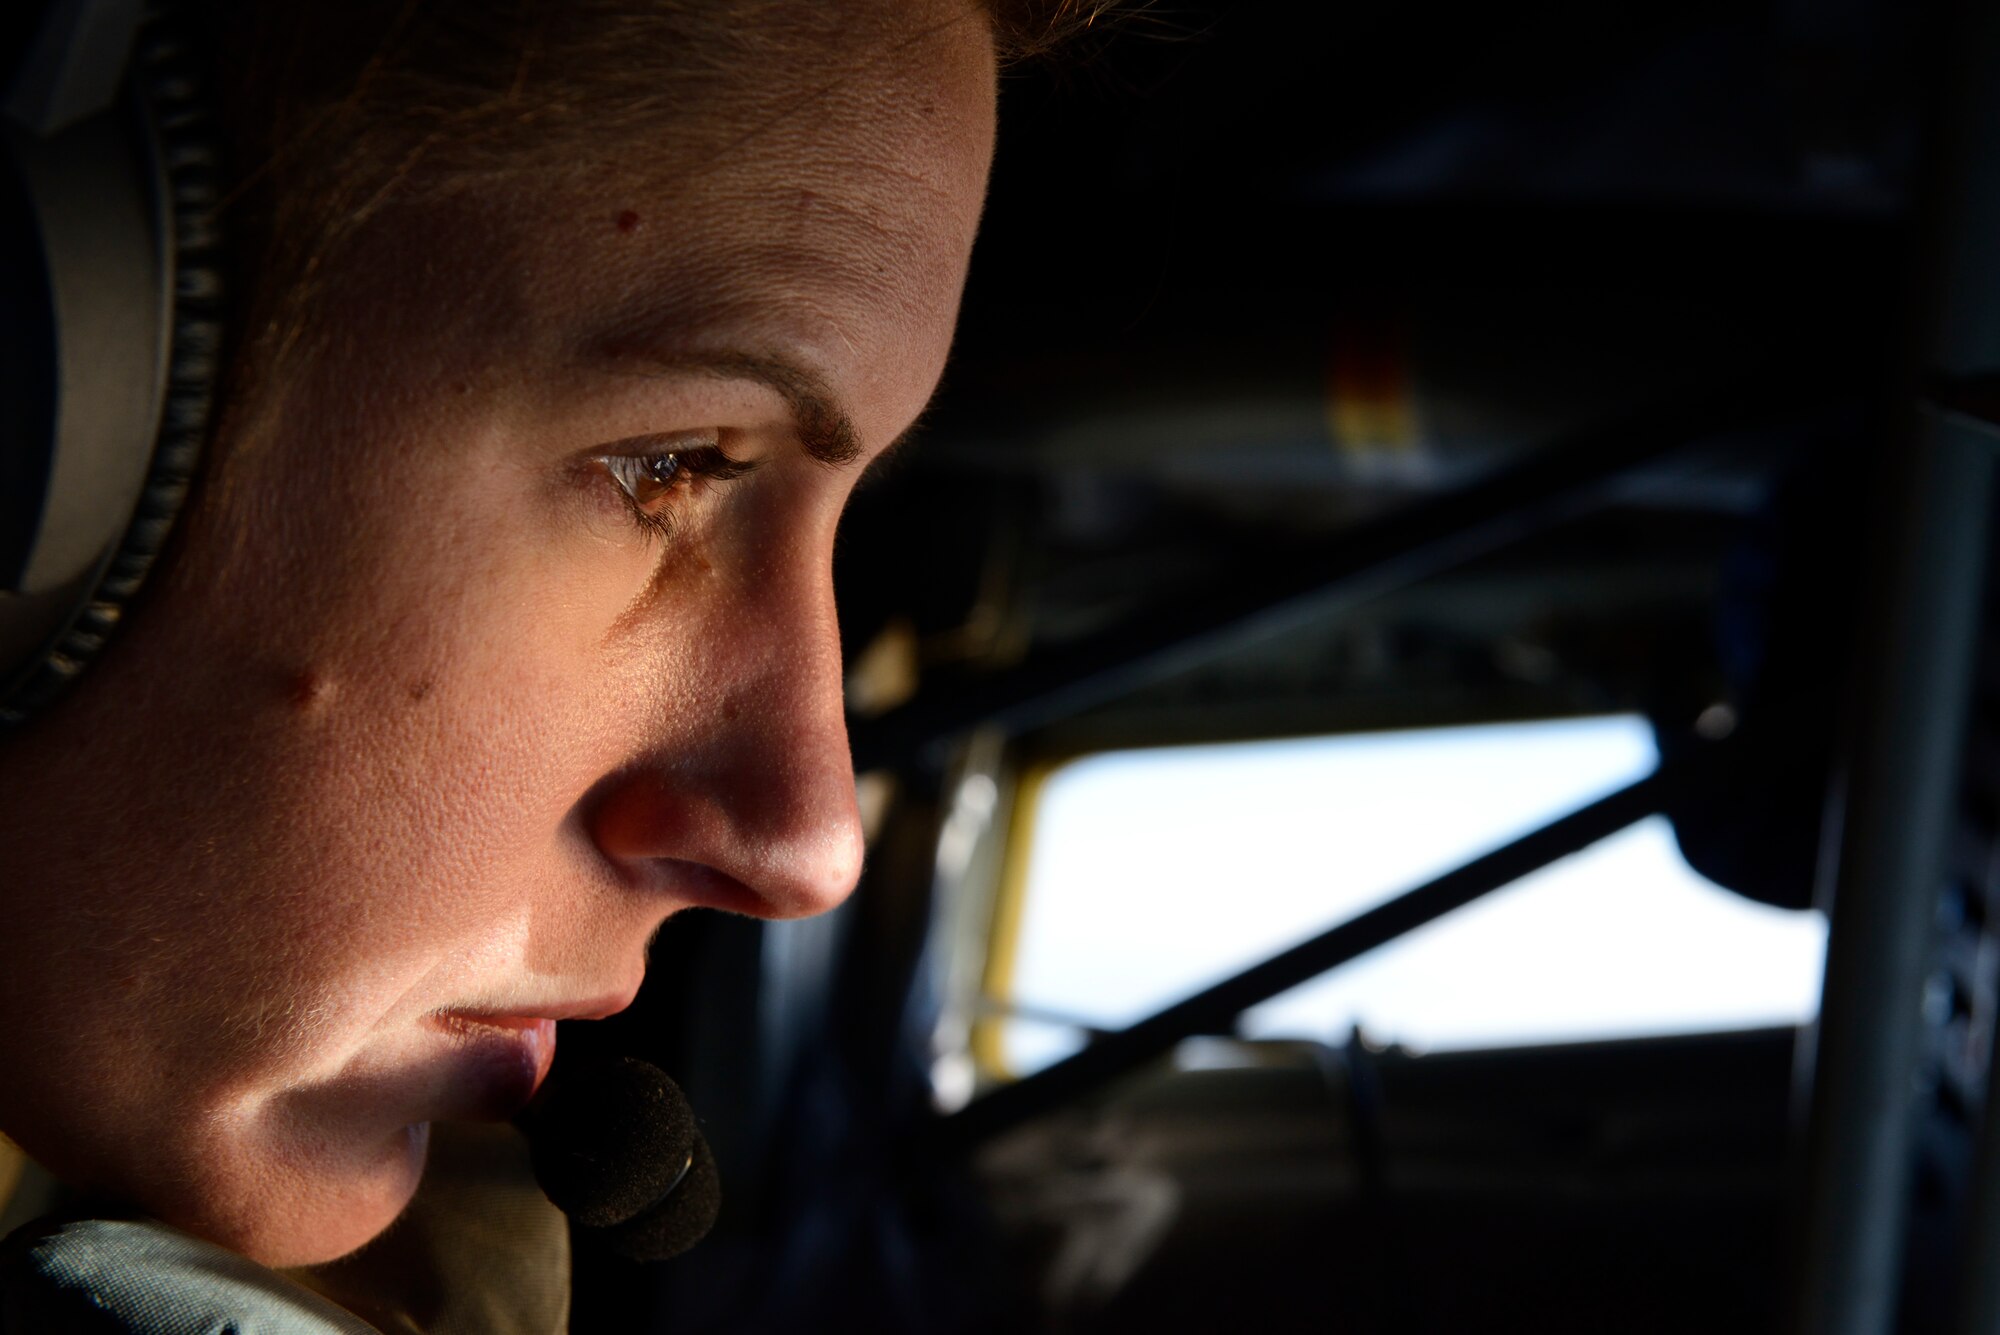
0, 2, 995, 1266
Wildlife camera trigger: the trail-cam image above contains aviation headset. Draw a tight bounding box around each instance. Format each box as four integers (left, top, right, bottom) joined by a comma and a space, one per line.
0, 0, 222, 728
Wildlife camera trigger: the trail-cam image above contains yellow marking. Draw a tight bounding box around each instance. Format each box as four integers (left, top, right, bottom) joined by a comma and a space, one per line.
972, 762, 1054, 1082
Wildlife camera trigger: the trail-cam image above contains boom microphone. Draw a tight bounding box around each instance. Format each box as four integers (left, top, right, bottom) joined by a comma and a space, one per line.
518, 1055, 722, 1261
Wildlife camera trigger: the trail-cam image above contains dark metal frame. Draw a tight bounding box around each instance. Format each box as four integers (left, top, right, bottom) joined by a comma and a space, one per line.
1791, 0, 2000, 1330
1790, 409, 1993, 1335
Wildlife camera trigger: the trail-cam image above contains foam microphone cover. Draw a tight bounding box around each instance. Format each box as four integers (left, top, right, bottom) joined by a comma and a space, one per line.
521, 1054, 722, 1261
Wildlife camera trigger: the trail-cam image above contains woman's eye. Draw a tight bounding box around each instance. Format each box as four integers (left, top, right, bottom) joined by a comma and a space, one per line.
588, 440, 756, 538
604, 453, 686, 509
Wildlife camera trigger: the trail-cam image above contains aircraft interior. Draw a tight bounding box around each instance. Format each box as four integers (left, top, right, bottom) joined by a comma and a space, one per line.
554, 1, 2000, 1330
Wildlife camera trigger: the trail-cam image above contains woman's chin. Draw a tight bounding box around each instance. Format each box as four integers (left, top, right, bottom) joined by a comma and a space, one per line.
157, 1118, 432, 1269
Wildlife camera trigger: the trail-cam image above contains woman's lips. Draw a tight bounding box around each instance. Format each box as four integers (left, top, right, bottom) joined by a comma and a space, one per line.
426, 1013, 557, 1120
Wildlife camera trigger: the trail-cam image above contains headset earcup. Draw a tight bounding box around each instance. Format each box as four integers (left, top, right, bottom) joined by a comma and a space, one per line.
0, 15, 225, 731
0, 16, 224, 727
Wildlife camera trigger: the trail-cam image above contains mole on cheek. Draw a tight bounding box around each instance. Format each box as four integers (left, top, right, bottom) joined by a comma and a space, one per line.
285, 668, 336, 712
407, 677, 436, 703
614, 209, 642, 234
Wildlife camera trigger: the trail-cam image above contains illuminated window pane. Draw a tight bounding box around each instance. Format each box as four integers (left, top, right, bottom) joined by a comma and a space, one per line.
998, 716, 1826, 1074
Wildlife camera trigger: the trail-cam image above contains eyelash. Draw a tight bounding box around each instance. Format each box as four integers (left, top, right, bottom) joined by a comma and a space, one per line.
590, 441, 757, 539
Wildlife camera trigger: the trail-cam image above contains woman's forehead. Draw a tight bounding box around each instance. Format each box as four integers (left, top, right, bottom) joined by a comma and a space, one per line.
531, 17, 997, 445
275, 7, 996, 467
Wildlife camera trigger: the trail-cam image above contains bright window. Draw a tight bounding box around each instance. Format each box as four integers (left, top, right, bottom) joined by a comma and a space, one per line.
992, 715, 1827, 1075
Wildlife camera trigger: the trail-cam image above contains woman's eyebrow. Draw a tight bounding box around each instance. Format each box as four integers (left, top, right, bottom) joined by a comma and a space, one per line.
601, 345, 863, 467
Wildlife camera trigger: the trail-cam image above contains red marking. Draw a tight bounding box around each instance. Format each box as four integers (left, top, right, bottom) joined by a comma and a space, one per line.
615, 209, 641, 234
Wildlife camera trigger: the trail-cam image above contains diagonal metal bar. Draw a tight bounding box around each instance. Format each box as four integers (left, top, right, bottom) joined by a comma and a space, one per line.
852, 376, 1817, 773
920, 768, 1672, 1159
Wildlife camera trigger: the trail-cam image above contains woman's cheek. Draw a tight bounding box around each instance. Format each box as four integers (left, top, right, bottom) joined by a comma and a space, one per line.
305, 438, 717, 755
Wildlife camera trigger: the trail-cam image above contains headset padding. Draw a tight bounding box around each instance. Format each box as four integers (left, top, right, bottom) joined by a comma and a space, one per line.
0, 16, 224, 727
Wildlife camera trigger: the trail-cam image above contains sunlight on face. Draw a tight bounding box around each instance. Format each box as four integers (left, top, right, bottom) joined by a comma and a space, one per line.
0, 0, 996, 1266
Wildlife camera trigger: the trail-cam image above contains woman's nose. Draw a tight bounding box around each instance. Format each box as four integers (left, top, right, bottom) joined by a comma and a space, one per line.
584, 557, 865, 922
